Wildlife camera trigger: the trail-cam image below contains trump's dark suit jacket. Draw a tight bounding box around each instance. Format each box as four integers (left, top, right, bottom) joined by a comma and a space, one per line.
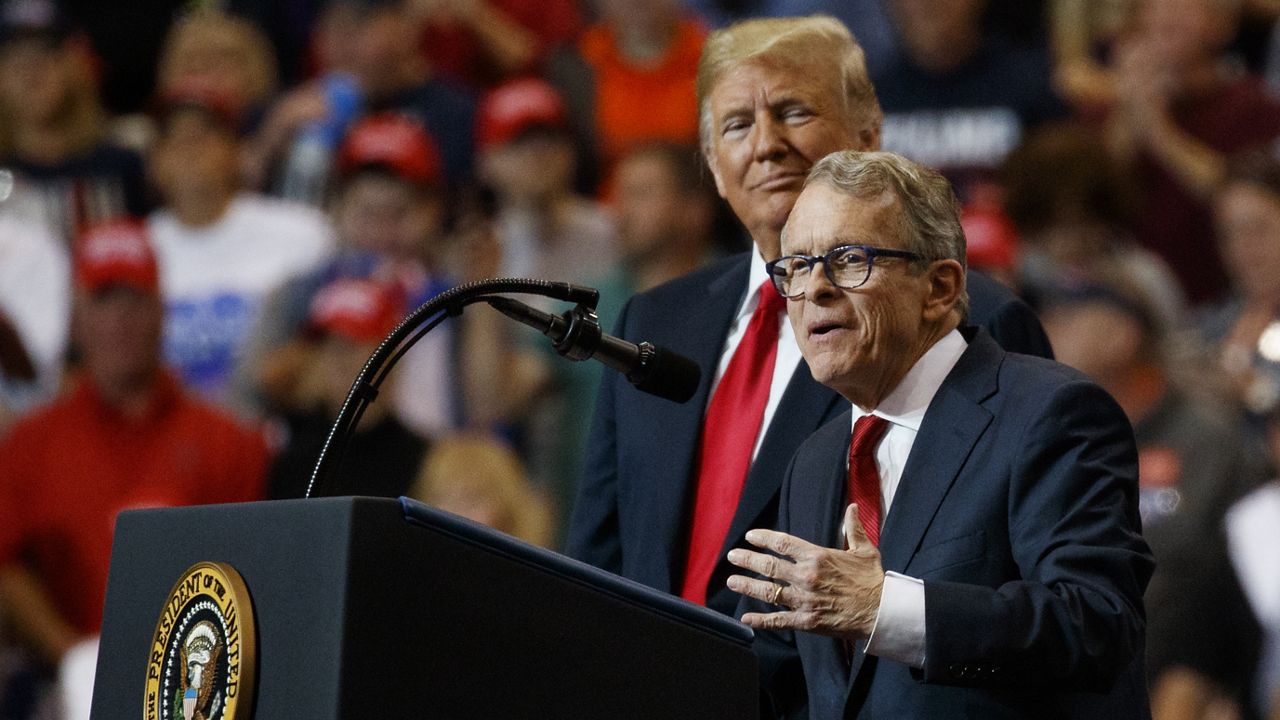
757, 327, 1154, 719
567, 252, 1052, 619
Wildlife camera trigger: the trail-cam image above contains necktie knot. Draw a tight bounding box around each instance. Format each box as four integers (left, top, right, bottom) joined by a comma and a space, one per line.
851, 415, 889, 458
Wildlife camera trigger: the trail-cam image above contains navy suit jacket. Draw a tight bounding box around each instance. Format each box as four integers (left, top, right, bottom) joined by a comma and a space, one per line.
757, 328, 1154, 719
567, 252, 1051, 616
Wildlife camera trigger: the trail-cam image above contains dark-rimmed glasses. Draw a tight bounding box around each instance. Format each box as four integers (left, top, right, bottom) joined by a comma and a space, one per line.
765, 244, 924, 299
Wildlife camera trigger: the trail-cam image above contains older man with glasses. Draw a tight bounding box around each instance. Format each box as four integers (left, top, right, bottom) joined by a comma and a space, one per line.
727, 149, 1153, 719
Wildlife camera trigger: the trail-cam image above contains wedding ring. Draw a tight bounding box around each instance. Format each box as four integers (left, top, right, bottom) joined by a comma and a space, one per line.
769, 583, 784, 605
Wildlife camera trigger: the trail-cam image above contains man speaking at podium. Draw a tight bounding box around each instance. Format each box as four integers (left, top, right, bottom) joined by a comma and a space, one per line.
567, 17, 1052, 714
726, 150, 1154, 719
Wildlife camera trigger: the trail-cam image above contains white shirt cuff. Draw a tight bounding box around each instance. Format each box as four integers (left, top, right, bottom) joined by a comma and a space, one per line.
864, 571, 926, 668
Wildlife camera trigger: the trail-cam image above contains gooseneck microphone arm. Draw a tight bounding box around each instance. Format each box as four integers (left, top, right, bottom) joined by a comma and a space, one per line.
485, 297, 701, 403
305, 278, 600, 499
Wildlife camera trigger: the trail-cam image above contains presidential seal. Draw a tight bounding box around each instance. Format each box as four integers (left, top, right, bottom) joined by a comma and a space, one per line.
144, 562, 256, 720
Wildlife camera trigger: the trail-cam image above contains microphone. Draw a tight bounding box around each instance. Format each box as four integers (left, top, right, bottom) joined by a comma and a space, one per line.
486, 297, 701, 403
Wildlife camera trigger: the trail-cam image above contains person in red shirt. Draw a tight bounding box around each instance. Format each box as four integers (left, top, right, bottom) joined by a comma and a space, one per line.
0, 220, 268, 671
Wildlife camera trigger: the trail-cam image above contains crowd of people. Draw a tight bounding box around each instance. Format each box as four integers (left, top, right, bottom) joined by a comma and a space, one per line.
0, 0, 1279, 718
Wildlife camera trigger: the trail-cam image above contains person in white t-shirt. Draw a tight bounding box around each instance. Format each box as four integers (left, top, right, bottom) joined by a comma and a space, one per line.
0, 212, 68, 426
146, 85, 334, 406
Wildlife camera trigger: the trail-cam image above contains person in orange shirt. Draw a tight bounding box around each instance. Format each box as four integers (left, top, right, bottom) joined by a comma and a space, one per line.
548, 0, 705, 194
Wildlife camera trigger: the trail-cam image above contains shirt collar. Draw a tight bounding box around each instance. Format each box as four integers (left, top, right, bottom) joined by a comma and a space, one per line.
738, 242, 772, 321
858, 328, 968, 432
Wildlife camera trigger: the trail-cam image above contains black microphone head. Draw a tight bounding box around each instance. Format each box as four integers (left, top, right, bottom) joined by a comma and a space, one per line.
632, 344, 701, 403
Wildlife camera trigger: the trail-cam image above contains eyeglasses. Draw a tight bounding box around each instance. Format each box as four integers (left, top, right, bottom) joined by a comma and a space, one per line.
765, 244, 924, 299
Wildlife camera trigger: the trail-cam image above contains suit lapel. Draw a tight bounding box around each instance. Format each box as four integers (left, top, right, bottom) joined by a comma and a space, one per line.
650, 254, 751, 592
877, 331, 1001, 574
845, 329, 1002, 702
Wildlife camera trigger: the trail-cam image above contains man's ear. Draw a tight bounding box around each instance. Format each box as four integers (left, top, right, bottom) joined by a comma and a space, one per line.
921, 260, 965, 322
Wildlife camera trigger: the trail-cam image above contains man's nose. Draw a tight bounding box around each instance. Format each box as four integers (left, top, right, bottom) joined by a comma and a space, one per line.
802, 261, 840, 302
752, 115, 788, 162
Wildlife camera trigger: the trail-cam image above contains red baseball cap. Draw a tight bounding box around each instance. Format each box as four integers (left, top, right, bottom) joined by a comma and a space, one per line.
961, 187, 1019, 272
476, 78, 568, 151
337, 113, 442, 186
307, 278, 405, 343
74, 219, 158, 293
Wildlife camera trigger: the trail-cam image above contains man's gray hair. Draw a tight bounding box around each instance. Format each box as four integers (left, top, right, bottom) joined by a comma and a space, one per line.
802, 150, 970, 317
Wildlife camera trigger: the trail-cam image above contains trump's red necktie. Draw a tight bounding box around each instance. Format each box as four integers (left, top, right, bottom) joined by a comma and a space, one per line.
680, 281, 786, 604
848, 415, 890, 547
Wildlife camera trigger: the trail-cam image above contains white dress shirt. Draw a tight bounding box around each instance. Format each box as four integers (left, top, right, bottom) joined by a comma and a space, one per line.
854, 329, 969, 667
710, 247, 804, 461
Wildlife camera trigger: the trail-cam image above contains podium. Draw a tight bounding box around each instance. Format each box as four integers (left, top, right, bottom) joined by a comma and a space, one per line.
90, 497, 758, 719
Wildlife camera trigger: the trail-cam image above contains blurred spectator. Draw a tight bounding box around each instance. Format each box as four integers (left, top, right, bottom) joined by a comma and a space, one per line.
1141, 405, 1280, 720
546, 0, 705, 193
873, 0, 1067, 201
154, 9, 278, 133
1043, 284, 1266, 532
410, 432, 554, 547
349, 0, 476, 188
1145, 514, 1262, 720
0, 213, 68, 426
1042, 282, 1271, 720
1108, 0, 1280, 305
264, 276, 427, 499
1049, 0, 1134, 112
958, 184, 1021, 289
463, 78, 616, 441
146, 88, 333, 404
457, 79, 616, 536
1226, 469, 1280, 720
1205, 151, 1280, 424
242, 113, 460, 438
0, 0, 149, 244
0, 221, 267, 713
475, 77, 617, 284
1001, 121, 1185, 322
410, 0, 583, 91
595, 141, 717, 333
546, 140, 718, 539
245, 0, 365, 203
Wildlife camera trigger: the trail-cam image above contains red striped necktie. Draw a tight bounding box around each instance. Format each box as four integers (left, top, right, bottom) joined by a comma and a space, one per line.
848, 415, 890, 548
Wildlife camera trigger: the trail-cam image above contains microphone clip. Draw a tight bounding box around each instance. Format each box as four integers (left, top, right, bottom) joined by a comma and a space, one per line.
552, 304, 604, 362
